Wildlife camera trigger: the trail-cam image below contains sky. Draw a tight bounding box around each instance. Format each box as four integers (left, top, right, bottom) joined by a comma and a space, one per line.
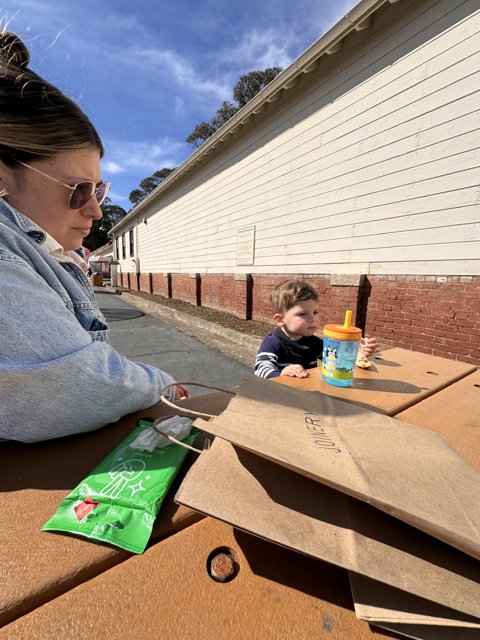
3, 0, 358, 210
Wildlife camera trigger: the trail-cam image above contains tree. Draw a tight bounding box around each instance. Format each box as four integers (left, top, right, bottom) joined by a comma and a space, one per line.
128, 167, 175, 206
185, 122, 217, 149
233, 68, 283, 107
186, 67, 283, 148
185, 101, 238, 147
83, 198, 127, 251
211, 101, 239, 128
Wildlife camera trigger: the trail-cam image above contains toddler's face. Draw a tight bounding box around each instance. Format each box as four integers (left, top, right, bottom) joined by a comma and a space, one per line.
276, 299, 319, 340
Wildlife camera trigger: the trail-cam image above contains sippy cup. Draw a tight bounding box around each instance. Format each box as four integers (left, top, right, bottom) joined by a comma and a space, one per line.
322, 310, 362, 387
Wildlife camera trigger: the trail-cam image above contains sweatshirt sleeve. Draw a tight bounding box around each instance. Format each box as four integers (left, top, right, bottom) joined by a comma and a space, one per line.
255, 335, 281, 379
0, 257, 175, 442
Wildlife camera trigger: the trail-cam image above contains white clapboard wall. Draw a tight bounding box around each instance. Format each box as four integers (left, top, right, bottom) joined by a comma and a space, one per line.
120, 0, 480, 276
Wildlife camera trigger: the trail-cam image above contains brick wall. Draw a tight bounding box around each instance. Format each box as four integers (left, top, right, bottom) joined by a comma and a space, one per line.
251, 274, 362, 327
201, 274, 236, 314
366, 275, 480, 365
151, 273, 170, 297
252, 274, 296, 322
139, 273, 151, 293
200, 274, 252, 319
120, 271, 480, 366
171, 273, 199, 305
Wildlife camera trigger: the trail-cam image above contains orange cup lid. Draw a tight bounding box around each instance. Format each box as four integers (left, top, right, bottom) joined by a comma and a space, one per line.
323, 323, 362, 341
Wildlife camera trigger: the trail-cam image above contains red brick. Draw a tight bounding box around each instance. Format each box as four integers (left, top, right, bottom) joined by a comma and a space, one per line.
116, 271, 480, 367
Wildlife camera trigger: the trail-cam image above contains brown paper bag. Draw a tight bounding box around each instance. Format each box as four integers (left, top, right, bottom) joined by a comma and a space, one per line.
366, 624, 480, 640
348, 573, 480, 638
195, 374, 480, 560
175, 438, 480, 621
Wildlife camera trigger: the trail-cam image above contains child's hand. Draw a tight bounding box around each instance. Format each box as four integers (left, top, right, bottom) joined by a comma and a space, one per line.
359, 336, 378, 357
280, 364, 309, 378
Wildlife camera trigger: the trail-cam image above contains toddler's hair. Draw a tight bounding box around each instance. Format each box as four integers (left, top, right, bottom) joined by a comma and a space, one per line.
271, 279, 318, 315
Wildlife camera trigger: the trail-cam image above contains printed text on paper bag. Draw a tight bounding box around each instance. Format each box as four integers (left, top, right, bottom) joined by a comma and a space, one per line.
304, 410, 341, 454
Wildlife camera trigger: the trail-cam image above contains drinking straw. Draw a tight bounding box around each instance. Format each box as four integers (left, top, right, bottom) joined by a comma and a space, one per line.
343, 309, 352, 329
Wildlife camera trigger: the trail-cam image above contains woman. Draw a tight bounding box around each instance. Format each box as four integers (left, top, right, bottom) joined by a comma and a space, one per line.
0, 31, 187, 442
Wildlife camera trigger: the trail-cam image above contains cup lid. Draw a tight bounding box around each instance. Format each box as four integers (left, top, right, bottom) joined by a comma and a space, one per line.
323, 324, 362, 340
323, 309, 362, 341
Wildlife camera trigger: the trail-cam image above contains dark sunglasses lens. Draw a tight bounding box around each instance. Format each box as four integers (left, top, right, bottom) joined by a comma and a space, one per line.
70, 182, 95, 209
95, 182, 110, 206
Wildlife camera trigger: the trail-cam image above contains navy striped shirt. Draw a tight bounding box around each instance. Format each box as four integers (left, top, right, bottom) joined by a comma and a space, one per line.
255, 326, 323, 379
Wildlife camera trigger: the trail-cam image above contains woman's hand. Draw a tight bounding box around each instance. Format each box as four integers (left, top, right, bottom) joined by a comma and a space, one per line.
280, 364, 309, 378
173, 383, 190, 400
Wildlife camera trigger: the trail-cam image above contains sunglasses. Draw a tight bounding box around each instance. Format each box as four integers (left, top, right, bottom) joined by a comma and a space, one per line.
17, 161, 111, 209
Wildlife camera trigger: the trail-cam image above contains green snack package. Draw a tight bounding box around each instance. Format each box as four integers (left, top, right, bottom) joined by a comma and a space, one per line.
42, 420, 198, 554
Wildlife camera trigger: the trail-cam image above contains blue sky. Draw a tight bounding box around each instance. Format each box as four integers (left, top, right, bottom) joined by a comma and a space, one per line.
3, 0, 357, 210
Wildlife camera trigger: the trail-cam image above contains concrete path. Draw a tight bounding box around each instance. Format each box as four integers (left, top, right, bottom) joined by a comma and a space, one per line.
95, 288, 251, 395
118, 290, 262, 366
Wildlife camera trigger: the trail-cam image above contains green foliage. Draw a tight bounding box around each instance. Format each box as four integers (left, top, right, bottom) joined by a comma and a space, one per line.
211, 101, 239, 129
128, 167, 175, 206
186, 67, 283, 148
83, 198, 127, 251
128, 189, 144, 206
185, 122, 217, 149
233, 67, 283, 107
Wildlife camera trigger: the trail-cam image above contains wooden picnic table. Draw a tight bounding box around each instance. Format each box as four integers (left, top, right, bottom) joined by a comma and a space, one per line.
0, 349, 477, 638
275, 347, 477, 415
396, 367, 480, 468
0, 517, 396, 640
0, 391, 231, 629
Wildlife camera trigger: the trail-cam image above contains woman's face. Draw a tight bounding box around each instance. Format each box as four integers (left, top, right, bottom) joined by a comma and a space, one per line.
1, 148, 104, 251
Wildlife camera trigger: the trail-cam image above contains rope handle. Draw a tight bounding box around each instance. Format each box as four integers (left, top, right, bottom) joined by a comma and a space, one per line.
149, 382, 235, 454
152, 423, 207, 454
159, 381, 235, 419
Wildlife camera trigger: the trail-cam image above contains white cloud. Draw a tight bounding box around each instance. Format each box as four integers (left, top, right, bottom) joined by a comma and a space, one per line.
107, 190, 129, 203
104, 138, 185, 173
289, 0, 360, 38
323, 0, 360, 30
127, 46, 230, 100
103, 161, 125, 174
175, 96, 186, 119
222, 28, 297, 72
215, 1, 360, 76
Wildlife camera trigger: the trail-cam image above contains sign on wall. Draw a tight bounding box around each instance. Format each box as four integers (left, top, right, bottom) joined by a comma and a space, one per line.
236, 226, 256, 266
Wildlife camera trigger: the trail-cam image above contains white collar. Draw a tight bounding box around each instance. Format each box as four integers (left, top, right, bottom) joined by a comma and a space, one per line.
26, 215, 88, 271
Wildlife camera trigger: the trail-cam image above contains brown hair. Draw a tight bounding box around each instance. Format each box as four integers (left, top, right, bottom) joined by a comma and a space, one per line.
271, 279, 319, 315
0, 30, 104, 165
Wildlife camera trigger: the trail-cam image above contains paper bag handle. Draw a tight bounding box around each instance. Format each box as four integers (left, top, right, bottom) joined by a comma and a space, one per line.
159, 381, 235, 419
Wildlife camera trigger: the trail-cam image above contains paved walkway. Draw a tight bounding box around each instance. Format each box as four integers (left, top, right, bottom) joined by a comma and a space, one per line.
95, 288, 252, 395
112, 289, 263, 366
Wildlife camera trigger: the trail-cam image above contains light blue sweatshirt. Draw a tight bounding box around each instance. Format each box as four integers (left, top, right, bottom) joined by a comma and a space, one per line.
0, 199, 175, 442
